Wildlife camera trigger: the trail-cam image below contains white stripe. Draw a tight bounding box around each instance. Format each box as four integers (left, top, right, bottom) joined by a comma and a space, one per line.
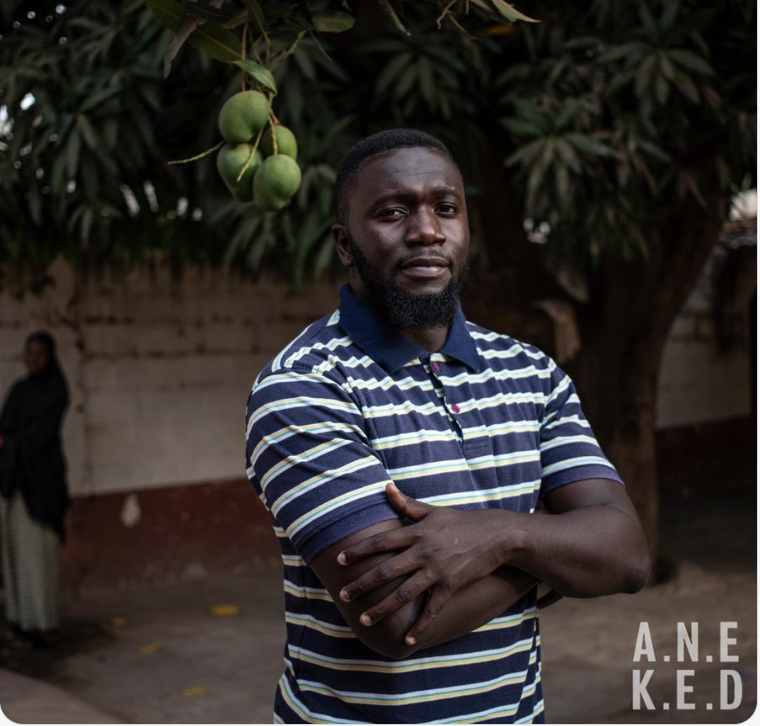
298, 660, 533, 704
247, 395, 359, 435
252, 421, 369, 467
540, 433, 599, 452
283, 336, 353, 370
542, 414, 592, 431
260, 438, 354, 491
542, 455, 615, 477
269, 455, 382, 515
279, 676, 363, 723
287, 480, 391, 539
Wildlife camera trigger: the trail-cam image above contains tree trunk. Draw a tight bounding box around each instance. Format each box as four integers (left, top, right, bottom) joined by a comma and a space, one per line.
571, 185, 728, 565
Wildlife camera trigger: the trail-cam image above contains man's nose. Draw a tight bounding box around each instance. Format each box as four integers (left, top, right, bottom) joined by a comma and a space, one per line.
405, 207, 445, 245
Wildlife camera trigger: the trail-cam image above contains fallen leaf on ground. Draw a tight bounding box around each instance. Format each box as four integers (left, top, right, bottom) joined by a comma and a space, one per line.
183, 686, 208, 697
209, 604, 240, 617
139, 642, 163, 655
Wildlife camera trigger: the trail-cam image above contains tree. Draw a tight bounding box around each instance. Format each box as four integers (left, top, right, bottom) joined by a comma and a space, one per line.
1, 0, 755, 558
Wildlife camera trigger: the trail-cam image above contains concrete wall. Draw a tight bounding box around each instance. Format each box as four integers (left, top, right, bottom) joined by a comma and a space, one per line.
0, 258, 338, 498
656, 246, 756, 429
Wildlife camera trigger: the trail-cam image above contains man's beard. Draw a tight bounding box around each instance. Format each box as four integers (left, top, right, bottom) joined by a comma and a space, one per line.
348, 238, 471, 331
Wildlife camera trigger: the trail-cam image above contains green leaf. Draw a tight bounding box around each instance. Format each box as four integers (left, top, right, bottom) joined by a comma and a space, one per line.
186, 21, 242, 63
311, 11, 355, 33
163, 14, 201, 77
655, 73, 669, 105
377, 0, 411, 36
418, 57, 435, 108
80, 85, 123, 112
240, 0, 267, 34
376, 52, 413, 95
565, 133, 613, 157
554, 162, 570, 209
145, 0, 241, 63
145, 0, 187, 33
506, 138, 545, 167
635, 54, 657, 99
235, 59, 277, 94
66, 131, 82, 178
555, 138, 581, 173
489, 0, 539, 24
668, 49, 714, 76
76, 115, 99, 151
176, 0, 235, 24
672, 68, 699, 103
500, 117, 541, 138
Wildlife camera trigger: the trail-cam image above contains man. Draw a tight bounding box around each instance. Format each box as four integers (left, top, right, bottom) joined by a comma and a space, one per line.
245, 129, 650, 724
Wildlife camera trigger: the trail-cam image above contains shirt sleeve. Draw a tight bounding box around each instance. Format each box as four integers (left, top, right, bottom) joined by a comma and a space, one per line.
246, 364, 399, 563
539, 357, 623, 496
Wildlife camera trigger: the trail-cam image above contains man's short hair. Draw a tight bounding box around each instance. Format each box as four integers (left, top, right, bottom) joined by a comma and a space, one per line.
334, 129, 458, 222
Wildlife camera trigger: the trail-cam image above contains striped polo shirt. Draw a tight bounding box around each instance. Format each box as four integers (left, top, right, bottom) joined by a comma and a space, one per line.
245, 284, 622, 724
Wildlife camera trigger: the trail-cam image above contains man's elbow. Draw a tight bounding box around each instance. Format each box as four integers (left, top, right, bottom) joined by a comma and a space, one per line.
351, 617, 418, 661
622, 549, 652, 593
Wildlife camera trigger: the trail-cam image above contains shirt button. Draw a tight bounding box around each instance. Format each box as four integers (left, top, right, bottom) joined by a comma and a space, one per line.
451, 403, 461, 414
432, 361, 440, 372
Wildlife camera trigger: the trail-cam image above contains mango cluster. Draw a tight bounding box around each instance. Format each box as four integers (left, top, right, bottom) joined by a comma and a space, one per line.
215, 90, 301, 211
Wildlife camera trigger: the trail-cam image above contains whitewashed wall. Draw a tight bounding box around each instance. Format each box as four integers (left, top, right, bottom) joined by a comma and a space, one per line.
656, 247, 755, 429
0, 259, 337, 496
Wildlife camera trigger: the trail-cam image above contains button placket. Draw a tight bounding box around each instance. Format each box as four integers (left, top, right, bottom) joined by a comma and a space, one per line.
424, 357, 464, 446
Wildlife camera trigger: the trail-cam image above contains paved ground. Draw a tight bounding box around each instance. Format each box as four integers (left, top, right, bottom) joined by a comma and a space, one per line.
0, 492, 755, 724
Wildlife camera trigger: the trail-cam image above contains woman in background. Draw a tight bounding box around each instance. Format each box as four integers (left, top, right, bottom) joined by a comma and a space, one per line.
0, 331, 70, 648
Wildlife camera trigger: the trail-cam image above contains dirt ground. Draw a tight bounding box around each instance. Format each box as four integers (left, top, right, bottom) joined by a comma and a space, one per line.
0, 491, 755, 724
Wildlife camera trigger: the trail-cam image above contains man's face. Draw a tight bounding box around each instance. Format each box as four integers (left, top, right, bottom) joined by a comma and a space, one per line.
334, 147, 470, 330
24, 340, 50, 376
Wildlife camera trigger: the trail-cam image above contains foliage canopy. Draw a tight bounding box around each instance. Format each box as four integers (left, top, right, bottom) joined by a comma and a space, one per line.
0, 0, 755, 286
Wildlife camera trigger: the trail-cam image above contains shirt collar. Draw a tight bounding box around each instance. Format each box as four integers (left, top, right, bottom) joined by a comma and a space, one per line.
337, 284, 482, 374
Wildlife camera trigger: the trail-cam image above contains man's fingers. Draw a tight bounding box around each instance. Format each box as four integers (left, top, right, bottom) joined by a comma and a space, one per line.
404, 587, 450, 645
339, 554, 416, 602
386, 482, 432, 522
357, 571, 434, 626
338, 526, 415, 566
537, 588, 563, 609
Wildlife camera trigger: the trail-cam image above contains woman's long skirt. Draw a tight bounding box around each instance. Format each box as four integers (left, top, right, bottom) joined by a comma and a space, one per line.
0, 493, 61, 632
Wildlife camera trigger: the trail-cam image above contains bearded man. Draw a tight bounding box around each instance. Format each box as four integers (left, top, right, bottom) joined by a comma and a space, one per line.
245, 129, 649, 724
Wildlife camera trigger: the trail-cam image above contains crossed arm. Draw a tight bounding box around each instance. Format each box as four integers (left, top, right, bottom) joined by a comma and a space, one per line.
311, 478, 650, 660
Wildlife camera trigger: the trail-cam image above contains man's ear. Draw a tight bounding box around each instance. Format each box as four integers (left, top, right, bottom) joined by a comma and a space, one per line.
333, 224, 353, 268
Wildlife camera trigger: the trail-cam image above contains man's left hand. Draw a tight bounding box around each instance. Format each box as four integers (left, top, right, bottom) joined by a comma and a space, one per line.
337, 482, 518, 644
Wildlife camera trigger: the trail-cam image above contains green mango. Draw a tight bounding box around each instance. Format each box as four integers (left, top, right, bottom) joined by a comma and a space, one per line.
218, 91, 270, 144
253, 155, 302, 212
261, 125, 298, 160
216, 144, 261, 202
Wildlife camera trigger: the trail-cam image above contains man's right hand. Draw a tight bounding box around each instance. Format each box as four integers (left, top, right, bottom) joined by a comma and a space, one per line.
337, 482, 519, 644
310, 483, 539, 659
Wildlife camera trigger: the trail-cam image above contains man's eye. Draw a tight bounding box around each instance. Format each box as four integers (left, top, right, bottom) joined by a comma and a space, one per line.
377, 208, 406, 219
436, 203, 458, 215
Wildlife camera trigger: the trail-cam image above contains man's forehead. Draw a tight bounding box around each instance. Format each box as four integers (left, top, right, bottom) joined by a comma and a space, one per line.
354, 147, 462, 192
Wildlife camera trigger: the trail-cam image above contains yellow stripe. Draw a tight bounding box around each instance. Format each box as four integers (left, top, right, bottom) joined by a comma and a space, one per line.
291, 638, 535, 674
285, 614, 354, 639
283, 582, 333, 602
300, 671, 528, 706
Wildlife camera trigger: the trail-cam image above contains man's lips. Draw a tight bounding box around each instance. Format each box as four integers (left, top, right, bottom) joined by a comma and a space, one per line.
398, 257, 451, 279
399, 256, 450, 269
